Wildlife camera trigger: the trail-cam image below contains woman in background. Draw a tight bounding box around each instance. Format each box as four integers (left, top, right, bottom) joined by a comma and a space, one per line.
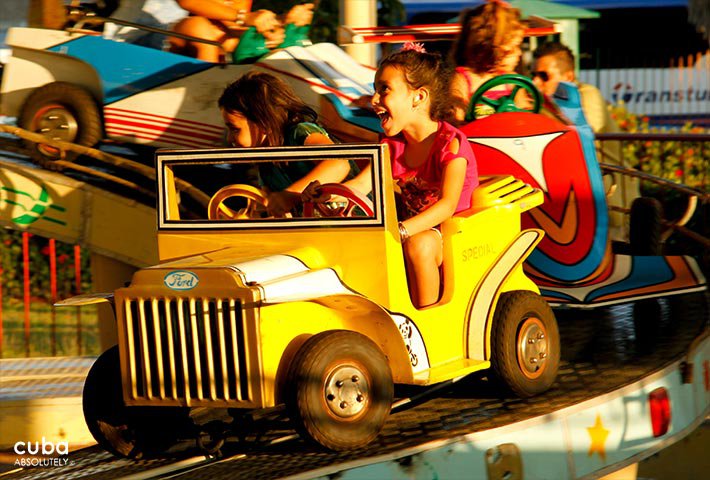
449, 0, 525, 122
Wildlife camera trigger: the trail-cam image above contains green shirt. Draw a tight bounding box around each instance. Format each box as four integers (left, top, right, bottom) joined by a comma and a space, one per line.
233, 24, 311, 64
259, 122, 329, 192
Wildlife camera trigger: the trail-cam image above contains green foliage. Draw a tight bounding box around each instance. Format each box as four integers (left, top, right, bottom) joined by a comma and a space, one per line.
0, 230, 96, 357
609, 103, 709, 191
310, 0, 340, 43
0, 301, 99, 358
608, 104, 709, 260
377, 0, 407, 27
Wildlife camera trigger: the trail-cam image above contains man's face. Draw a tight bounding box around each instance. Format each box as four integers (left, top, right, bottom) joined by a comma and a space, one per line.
532, 55, 574, 97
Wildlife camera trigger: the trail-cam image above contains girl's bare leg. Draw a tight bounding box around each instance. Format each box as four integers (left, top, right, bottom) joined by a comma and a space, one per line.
404, 230, 443, 308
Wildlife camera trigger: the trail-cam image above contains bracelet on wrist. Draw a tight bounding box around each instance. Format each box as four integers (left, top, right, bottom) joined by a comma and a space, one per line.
398, 221, 410, 242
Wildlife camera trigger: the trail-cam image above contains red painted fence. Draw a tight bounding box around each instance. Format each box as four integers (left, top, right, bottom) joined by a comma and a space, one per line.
0, 233, 85, 358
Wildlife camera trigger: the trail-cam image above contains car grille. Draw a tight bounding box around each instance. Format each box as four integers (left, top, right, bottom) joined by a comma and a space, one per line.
121, 297, 253, 406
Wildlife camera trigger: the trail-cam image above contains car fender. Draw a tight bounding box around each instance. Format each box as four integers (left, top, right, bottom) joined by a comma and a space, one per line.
1, 37, 103, 117
270, 294, 417, 404
464, 229, 544, 360
256, 268, 416, 385
55, 292, 114, 308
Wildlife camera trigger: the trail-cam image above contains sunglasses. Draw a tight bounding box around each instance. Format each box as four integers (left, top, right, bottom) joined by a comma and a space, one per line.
531, 71, 550, 82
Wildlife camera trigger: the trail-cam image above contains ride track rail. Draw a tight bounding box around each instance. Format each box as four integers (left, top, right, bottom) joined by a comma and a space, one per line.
600, 163, 710, 250
1, 292, 707, 480
0, 126, 210, 212
1, 131, 708, 480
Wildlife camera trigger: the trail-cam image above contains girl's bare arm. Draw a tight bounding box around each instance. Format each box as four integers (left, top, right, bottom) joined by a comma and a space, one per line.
401, 155, 467, 236
285, 133, 351, 192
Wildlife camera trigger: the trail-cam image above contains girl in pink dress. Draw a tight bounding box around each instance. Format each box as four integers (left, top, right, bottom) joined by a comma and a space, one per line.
306, 44, 479, 308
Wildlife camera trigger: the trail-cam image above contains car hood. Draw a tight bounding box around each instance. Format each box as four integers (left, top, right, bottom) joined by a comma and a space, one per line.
145, 247, 352, 304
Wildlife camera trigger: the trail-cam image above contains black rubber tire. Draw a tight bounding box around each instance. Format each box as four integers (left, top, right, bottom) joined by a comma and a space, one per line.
18, 82, 102, 170
629, 197, 663, 255
286, 330, 393, 451
490, 291, 560, 398
83, 346, 191, 459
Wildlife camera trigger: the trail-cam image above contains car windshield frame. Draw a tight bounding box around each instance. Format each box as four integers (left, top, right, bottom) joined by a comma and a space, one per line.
156, 144, 386, 230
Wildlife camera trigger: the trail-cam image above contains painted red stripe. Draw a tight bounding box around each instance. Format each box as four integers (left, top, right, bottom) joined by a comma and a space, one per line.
104, 119, 223, 142
104, 108, 224, 133
22, 232, 30, 356
105, 127, 219, 148
74, 245, 82, 355
74, 245, 81, 294
106, 127, 215, 148
255, 63, 357, 102
104, 115, 224, 138
106, 125, 214, 146
108, 132, 212, 149
104, 117, 222, 142
105, 117, 223, 142
104, 113, 224, 137
358, 33, 455, 43
49, 239, 57, 302
349, 24, 458, 33
347, 24, 557, 41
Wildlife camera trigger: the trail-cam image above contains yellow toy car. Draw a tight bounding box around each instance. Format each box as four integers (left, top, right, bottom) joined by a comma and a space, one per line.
60, 143, 559, 457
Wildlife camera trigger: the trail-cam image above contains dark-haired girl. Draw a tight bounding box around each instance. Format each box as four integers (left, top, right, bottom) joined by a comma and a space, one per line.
218, 71, 350, 216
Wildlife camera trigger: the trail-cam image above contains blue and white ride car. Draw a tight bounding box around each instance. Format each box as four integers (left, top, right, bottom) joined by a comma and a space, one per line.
0, 25, 379, 167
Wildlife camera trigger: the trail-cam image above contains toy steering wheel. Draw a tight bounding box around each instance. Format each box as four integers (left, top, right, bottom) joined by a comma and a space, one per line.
465, 74, 542, 122
303, 183, 374, 217
207, 184, 269, 220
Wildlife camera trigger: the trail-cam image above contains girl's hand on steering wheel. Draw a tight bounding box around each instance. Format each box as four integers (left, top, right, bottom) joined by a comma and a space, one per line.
301, 181, 332, 204
266, 190, 299, 217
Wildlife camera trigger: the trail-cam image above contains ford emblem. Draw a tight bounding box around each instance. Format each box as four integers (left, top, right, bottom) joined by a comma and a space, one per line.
164, 270, 199, 291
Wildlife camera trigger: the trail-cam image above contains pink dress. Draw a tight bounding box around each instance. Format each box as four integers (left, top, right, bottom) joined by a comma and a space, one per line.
383, 121, 478, 220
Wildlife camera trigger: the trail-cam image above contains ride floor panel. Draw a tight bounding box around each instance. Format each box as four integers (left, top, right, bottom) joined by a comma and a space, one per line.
3, 292, 707, 480
0, 357, 94, 401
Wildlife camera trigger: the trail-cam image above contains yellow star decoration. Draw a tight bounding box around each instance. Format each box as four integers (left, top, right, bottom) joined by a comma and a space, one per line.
587, 413, 610, 461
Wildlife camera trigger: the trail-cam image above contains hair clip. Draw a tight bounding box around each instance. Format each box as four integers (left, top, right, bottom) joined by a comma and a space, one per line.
401, 42, 426, 53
